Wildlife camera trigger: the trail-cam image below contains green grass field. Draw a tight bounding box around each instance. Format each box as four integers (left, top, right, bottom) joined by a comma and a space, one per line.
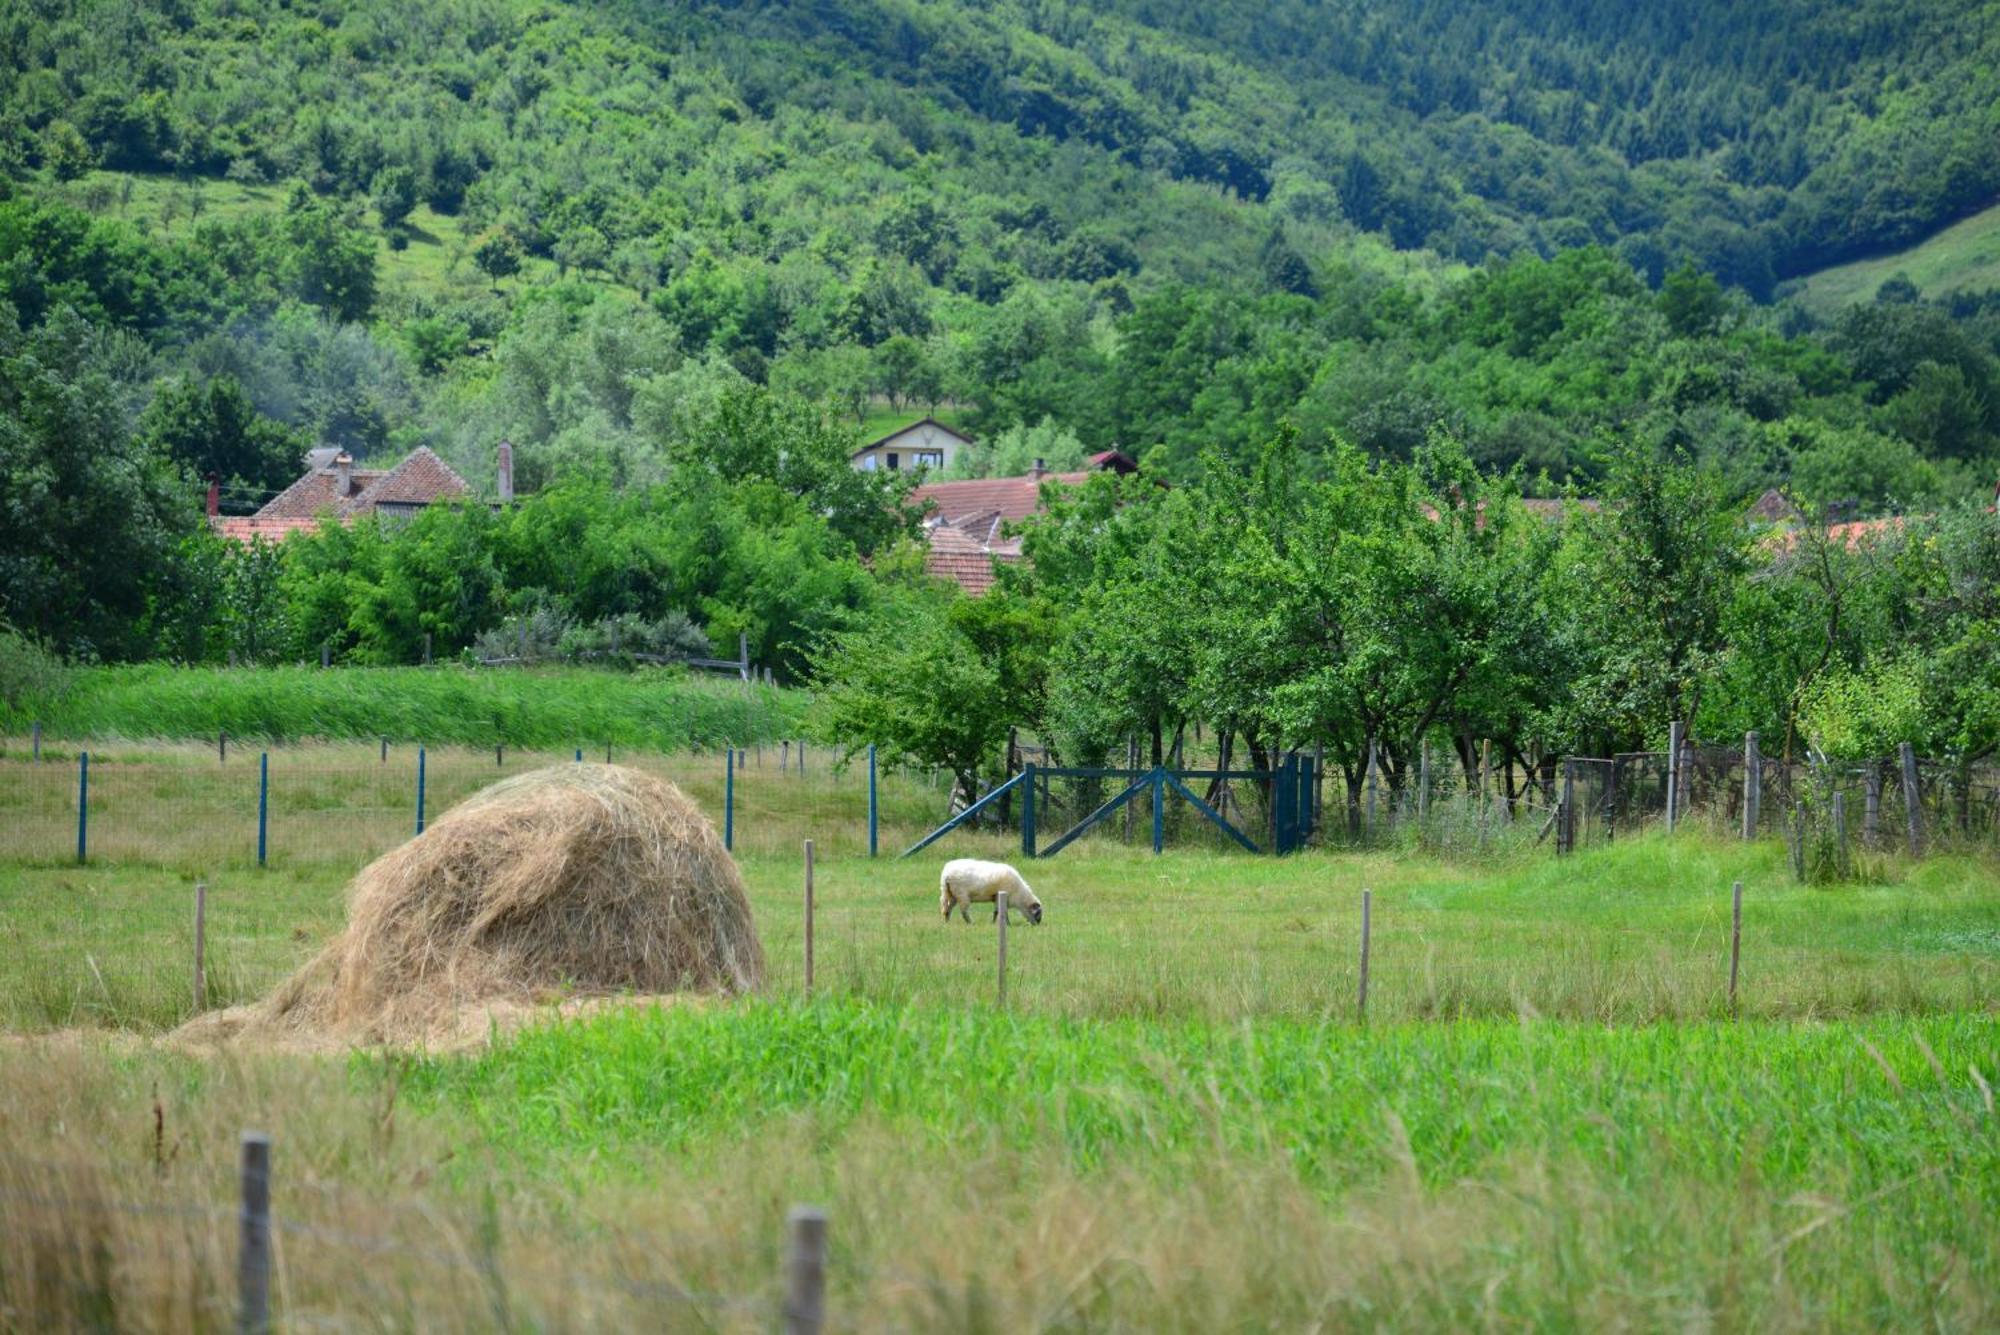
2, 747, 1996, 1329
1794, 200, 2000, 315
2, 663, 804, 749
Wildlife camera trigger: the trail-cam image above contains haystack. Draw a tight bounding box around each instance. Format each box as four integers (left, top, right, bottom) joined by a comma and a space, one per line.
177, 764, 763, 1047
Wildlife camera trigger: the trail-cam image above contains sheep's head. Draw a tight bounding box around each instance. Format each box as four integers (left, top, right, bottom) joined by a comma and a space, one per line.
1025, 899, 1042, 926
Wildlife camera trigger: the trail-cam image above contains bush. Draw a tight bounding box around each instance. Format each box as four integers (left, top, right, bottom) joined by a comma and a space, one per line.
0, 624, 69, 714
560, 612, 711, 667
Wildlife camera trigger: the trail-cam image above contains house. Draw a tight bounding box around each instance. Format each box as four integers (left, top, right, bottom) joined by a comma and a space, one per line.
909, 451, 1138, 594
851, 417, 974, 473
210, 445, 481, 543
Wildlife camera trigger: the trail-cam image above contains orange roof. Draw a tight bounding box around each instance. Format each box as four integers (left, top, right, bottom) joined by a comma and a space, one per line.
910, 471, 1093, 527
223, 447, 472, 542
923, 522, 1023, 596
210, 516, 329, 544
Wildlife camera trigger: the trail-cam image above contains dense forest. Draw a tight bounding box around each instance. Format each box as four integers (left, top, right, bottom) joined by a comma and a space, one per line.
2, 0, 1998, 764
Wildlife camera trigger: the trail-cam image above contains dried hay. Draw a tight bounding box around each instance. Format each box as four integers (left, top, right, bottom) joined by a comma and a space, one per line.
175, 764, 762, 1049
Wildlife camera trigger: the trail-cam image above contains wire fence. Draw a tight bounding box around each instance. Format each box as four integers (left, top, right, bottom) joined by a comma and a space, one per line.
0, 737, 975, 870
0, 1135, 834, 1333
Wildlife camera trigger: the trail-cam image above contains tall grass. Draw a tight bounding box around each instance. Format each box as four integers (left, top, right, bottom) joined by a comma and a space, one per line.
2, 663, 805, 748
2, 1008, 1994, 1331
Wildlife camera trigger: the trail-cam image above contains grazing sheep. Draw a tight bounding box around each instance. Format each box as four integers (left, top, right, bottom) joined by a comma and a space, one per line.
939, 858, 1043, 926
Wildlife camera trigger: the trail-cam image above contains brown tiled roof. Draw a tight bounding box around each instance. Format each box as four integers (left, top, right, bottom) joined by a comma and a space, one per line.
349, 447, 469, 510
923, 522, 1023, 596
246, 447, 470, 529
255, 463, 388, 520
210, 516, 328, 544
909, 471, 1093, 527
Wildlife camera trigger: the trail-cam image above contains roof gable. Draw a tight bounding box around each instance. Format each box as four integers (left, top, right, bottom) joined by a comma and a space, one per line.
853, 416, 975, 456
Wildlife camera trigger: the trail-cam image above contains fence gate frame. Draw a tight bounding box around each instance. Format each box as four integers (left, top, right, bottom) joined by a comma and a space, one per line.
898, 755, 1316, 859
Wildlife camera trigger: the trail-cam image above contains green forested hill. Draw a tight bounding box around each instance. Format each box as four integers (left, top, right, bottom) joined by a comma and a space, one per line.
2, 1, 1998, 591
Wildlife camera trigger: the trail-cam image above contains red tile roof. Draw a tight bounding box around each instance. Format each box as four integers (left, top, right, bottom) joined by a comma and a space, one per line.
222, 447, 472, 542
910, 471, 1093, 527
923, 522, 1023, 596
209, 516, 328, 544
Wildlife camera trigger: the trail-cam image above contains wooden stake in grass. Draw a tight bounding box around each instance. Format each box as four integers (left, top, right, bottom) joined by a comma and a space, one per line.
1728, 880, 1743, 1017
1900, 742, 1922, 856
803, 839, 815, 996
192, 880, 208, 1013
1358, 888, 1372, 1022
996, 889, 1009, 1006
238, 1132, 271, 1335
1743, 730, 1760, 840
784, 1205, 827, 1335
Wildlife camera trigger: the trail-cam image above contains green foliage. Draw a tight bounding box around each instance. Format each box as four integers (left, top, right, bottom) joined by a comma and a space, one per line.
138, 373, 305, 498
0, 306, 191, 660
809, 580, 1017, 797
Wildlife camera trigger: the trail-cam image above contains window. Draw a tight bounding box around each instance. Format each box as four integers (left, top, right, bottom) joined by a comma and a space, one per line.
886, 452, 900, 470
913, 449, 944, 469
859, 454, 878, 471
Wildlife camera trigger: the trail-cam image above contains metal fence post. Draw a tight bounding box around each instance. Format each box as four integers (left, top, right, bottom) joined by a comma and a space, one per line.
724, 748, 735, 852
238, 1132, 271, 1335
415, 746, 427, 836
867, 743, 878, 858
76, 751, 89, 864
1020, 761, 1036, 859
257, 752, 269, 868
1151, 767, 1165, 854
1666, 720, 1685, 832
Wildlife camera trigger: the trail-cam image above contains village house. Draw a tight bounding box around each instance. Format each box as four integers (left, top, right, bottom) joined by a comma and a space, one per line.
210, 443, 509, 543
909, 451, 1138, 594
850, 417, 973, 473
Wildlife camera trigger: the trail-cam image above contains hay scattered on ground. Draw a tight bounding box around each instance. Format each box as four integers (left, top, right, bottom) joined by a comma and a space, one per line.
175, 764, 763, 1049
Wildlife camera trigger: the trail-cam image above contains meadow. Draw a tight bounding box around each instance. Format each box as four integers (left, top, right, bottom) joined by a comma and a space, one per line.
1, 663, 804, 750
2, 746, 1997, 1330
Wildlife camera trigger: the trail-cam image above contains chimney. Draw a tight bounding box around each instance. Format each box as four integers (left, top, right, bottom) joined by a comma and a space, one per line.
1030, 456, 1047, 479
205, 473, 220, 519
333, 451, 353, 497
497, 440, 515, 505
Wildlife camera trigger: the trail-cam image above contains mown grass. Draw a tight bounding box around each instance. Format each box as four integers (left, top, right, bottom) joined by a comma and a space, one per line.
1795, 198, 2000, 313
2, 663, 804, 748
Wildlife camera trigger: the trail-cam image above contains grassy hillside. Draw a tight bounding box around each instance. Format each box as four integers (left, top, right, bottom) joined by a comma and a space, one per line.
1794, 200, 2000, 316
1, 665, 804, 749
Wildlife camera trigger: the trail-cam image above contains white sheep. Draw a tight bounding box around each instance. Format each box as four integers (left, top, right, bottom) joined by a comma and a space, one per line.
939, 858, 1044, 926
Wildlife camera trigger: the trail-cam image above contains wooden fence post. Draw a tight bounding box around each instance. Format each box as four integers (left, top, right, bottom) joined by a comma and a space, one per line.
1357, 888, 1372, 1021
784, 1206, 828, 1335
1832, 790, 1849, 875
1559, 760, 1576, 855
192, 880, 207, 1013
802, 839, 815, 995
219, 729, 227, 764
31, 720, 40, 762
380, 735, 388, 764
996, 890, 1009, 1006
1418, 741, 1431, 831
1742, 731, 1760, 840
1365, 740, 1378, 833
421, 632, 431, 666
724, 748, 735, 852
238, 1132, 271, 1335
1666, 720, 1684, 833
1728, 880, 1742, 1017
1863, 765, 1882, 849
1899, 743, 1922, 855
